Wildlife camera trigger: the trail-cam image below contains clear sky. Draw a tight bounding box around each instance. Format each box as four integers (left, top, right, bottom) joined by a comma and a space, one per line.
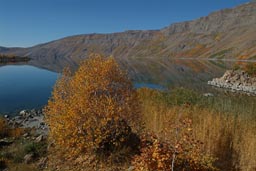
0, 0, 250, 47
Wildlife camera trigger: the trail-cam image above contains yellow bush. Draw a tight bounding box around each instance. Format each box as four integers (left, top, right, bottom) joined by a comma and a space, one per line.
132, 119, 217, 171
132, 135, 173, 171
45, 54, 141, 160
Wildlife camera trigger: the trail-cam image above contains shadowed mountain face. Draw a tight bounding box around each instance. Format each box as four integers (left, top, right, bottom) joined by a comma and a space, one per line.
0, 2, 255, 73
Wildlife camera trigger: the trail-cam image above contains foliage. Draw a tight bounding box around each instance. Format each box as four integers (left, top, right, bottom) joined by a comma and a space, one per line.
45, 54, 141, 162
24, 142, 47, 158
243, 63, 256, 76
132, 119, 217, 171
169, 88, 202, 106
233, 62, 256, 76
139, 87, 256, 171
139, 87, 203, 107
132, 135, 173, 171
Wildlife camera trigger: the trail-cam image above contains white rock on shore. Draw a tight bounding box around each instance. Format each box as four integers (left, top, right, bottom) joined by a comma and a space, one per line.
208, 70, 256, 95
7, 109, 48, 135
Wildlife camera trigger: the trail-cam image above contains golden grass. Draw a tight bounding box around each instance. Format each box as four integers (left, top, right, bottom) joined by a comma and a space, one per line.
138, 88, 256, 171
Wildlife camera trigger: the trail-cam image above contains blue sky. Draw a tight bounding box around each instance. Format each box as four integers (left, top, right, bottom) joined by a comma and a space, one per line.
0, 0, 250, 47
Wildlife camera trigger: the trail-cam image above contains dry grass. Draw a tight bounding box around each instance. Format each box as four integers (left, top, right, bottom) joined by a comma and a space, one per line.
7, 163, 38, 171
138, 88, 256, 171
0, 117, 25, 138
0, 117, 9, 138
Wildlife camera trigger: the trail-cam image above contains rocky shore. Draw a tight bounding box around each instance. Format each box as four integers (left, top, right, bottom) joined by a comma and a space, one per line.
208, 70, 256, 95
4, 109, 48, 135
0, 109, 48, 170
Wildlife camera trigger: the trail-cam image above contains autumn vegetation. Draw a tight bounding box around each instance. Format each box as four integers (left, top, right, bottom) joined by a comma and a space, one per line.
0, 117, 45, 171
243, 63, 256, 76
233, 62, 256, 76
44, 54, 222, 171
45, 54, 142, 170
139, 88, 256, 171
0, 117, 25, 139
1, 54, 255, 170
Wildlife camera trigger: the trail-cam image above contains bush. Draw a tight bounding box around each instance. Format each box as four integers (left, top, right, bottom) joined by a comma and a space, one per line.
24, 142, 47, 158
132, 136, 173, 171
132, 119, 217, 171
95, 118, 140, 157
243, 63, 256, 76
45, 54, 141, 163
233, 62, 256, 76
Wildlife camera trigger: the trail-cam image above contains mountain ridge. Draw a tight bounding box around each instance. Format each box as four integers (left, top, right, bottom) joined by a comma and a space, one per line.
1, 2, 256, 70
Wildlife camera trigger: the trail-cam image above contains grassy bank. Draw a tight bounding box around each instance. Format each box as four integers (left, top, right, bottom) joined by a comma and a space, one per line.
1, 88, 255, 171
138, 88, 256, 171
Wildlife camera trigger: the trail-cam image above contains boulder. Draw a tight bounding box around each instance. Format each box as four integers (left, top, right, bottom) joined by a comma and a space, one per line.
35, 135, 44, 143
20, 110, 28, 116
203, 93, 214, 97
0, 139, 13, 147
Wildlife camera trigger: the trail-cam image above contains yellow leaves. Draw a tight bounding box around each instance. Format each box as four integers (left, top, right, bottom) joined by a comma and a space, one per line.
132, 118, 217, 171
45, 54, 141, 159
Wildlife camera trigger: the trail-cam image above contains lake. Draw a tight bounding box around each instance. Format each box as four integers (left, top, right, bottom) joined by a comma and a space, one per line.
0, 65, 58, 114
0, 59, 248, 114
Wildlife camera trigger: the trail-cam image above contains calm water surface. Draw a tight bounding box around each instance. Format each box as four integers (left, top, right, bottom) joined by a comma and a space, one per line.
0, 65, 58, 114
0, 59, 247, 114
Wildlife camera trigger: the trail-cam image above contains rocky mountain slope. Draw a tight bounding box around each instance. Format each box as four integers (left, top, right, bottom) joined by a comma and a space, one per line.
1, 2, 256, 71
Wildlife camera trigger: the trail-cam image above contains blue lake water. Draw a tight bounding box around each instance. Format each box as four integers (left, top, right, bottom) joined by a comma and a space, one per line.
134, 83, 165, 90
0, 59, 243, 114
0, 65, 164, 114
0, 65, 58, 114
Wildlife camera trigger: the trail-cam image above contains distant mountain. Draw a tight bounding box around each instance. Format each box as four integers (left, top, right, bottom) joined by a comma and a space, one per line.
1, 2, 256, 71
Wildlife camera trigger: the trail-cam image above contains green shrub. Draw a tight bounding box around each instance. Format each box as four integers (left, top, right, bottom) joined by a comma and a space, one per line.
138, 87, 204, 108
169, 88, 202, 106
24, 142, 47, 158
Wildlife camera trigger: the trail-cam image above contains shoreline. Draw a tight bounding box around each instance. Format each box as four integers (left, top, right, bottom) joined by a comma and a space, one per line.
208, 69, 256, 95
3, 109, 48, 136
0, 56, 30, 63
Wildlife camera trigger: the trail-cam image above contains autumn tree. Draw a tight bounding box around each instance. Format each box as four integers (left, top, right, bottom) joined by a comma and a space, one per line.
45, 54, 141, 162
